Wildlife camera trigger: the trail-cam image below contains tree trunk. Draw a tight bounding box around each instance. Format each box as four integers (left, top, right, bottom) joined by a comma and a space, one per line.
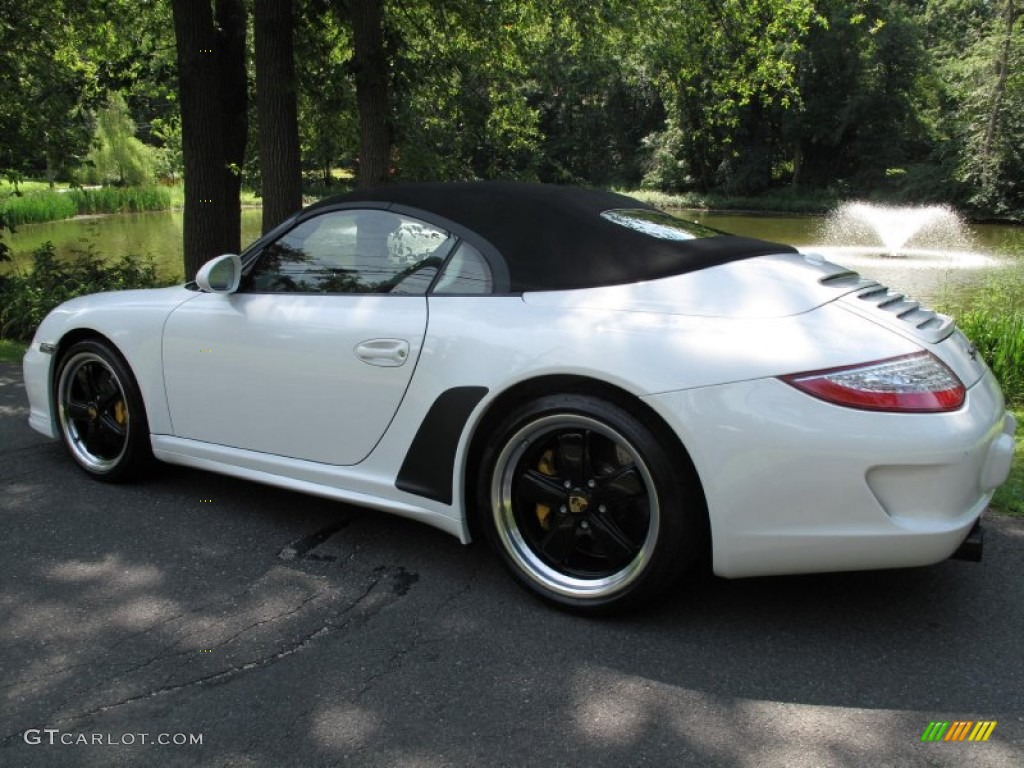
791, 140, 803, 189
217, 0, 248, 251
349, 0, 390, 188
256, 0, 303, 234
171, 0, 247, 279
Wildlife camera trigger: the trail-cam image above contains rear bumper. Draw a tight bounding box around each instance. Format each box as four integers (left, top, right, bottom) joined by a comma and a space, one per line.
644, 369, 1014, 579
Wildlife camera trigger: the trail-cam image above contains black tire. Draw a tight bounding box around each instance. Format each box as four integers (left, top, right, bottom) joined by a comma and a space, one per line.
54, 339, 152, 482
477, 393, 703, 613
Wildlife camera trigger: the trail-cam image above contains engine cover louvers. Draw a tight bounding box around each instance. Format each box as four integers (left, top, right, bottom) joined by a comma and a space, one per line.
821, 271, 956, 343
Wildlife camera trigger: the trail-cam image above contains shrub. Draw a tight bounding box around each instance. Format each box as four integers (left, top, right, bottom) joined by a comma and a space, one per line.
939, 270, 1024, 406
956, 309, 1024, 406
0, 243, 168, 341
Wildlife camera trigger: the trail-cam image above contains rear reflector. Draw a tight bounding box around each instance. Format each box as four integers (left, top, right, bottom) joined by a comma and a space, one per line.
781, 351, 965, 412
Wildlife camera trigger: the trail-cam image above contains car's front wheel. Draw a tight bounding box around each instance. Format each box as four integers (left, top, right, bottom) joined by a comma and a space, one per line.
478, 394, 703, 613
55, 339, 152, 482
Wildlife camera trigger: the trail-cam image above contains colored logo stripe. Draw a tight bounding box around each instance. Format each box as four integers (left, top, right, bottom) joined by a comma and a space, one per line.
969, 721, 997, 742
921, 721, 996, 742
945, 721, 973, 741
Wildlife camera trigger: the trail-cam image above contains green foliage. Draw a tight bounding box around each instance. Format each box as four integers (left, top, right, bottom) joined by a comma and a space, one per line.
955, 308, 1024, 406
776, 1, 928, 194
919, 0, 1024, 218
0, 0, 99, 179
3, 170, 25, 194
882, 161, 968, 205
3, 0, 1023, 219
2, 0, 178, 182
150, 117, 184, 183
529, 4, 663, 186
939, 269, 1024, 405
639, 0, 816, 193
388, 0, 545, 181
295, 9, 357, 188
79, 92, 159, 186
640, 120, 690, 192
0, 242, 166, 340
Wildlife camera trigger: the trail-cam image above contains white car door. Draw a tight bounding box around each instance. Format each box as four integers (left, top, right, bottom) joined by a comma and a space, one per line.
161, 208, 454, 466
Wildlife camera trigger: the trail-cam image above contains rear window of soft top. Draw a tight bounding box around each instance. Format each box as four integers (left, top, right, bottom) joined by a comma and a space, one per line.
600, 209, 722, 241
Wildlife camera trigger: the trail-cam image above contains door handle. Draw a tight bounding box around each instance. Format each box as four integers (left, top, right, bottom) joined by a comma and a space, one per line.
355, 339, 410, 367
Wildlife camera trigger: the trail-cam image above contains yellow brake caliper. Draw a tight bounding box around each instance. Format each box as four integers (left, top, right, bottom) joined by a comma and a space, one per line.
113, 399, 127, 426
536, 449, 556, 530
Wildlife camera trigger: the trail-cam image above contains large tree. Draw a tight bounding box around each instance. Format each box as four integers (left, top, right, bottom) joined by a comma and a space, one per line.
256, 0, 303, 233
171, 0, 248, 278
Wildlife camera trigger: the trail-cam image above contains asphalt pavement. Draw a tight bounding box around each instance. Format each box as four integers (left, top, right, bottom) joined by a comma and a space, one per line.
1, 361, 1022, 767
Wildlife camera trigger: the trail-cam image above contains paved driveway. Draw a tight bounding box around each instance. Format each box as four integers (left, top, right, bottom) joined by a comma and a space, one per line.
1, 362, 1021, 767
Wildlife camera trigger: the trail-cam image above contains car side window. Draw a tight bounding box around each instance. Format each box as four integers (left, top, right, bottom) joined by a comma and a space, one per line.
432, 242, 493, 295
245, 210, 455, 294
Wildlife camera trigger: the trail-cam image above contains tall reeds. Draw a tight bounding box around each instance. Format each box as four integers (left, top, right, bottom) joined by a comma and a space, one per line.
66, 186, 172, 214
0, 186, 173, 226
0, 192, 77, 225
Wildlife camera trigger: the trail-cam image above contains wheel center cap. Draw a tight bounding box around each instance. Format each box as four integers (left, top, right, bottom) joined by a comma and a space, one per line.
87, 405, 98, 420
568, 493, 589, 515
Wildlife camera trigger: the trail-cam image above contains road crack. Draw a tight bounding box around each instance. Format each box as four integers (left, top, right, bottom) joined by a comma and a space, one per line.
2, 565, 416, 743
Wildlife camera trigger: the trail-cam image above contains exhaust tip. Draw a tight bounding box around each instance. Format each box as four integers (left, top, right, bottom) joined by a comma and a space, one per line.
951, 520, 983, 562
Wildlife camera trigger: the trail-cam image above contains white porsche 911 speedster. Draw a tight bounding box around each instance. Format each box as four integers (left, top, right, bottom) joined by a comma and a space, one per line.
23, 183, 1017, 611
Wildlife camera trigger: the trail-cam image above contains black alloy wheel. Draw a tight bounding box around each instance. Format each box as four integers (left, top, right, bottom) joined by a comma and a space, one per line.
479, 393, 702, 612
55, 339, 152, 481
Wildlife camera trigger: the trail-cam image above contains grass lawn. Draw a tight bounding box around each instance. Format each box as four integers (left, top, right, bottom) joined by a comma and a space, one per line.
0, 179, 70, 197
0, 338, 28, 362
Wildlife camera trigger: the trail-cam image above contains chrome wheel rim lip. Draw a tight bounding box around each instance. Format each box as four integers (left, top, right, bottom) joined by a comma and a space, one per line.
57, 352, 129, 473
490, 414, 659, 599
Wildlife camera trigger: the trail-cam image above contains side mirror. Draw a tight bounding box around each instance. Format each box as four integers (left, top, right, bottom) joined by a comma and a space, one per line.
195, 254, 241, 293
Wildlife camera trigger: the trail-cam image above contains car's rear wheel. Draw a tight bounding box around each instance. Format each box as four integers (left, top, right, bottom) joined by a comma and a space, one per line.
55, 339, 152, 482
478, 393, 702, 613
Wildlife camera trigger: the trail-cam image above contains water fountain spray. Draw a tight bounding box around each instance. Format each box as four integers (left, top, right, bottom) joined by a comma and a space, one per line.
824, 202, 973, 257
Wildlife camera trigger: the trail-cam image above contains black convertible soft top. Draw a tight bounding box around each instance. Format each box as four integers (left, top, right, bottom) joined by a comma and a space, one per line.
321, 181, 797, 292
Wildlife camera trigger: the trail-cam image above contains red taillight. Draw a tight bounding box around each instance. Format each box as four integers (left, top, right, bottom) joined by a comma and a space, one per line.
781, 352, 965, 412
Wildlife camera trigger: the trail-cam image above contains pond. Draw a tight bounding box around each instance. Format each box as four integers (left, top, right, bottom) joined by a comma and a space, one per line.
4, 205, 1022, 305
4, 208, 265, 282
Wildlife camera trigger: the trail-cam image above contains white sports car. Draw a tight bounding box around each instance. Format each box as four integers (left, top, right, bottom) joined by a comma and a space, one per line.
23, 183, 1017, 611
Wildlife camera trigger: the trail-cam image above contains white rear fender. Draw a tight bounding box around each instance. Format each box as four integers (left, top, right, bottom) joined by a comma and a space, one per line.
421, 296, 919, 398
